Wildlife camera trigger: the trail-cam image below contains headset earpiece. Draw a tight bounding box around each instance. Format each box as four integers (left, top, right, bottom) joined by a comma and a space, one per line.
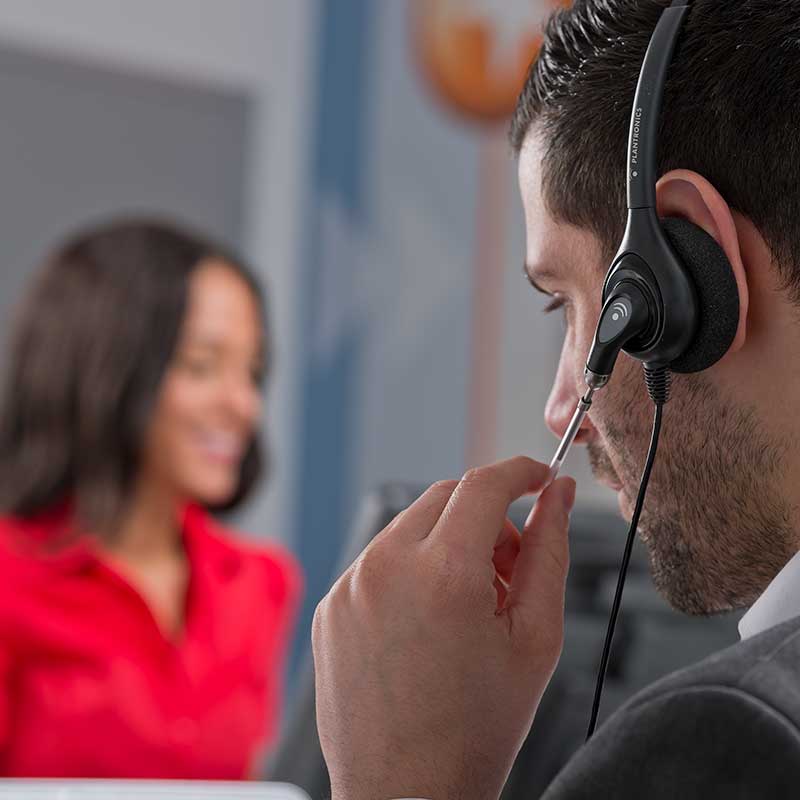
661, 217, 740, 373
585, 0, 738, 389
587, 216, 741, 381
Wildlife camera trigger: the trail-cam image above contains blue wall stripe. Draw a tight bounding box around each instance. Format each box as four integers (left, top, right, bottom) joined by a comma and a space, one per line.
289, 0, 375, 680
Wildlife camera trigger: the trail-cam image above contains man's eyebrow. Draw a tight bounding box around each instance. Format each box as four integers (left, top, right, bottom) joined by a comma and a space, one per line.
523, 263, 557, 296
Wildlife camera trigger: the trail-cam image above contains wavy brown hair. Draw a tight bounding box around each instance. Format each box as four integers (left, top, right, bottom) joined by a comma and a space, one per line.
0, 218, 268, 537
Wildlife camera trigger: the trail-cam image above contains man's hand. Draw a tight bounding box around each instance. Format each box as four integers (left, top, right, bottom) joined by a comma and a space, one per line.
312, 457, 577, 800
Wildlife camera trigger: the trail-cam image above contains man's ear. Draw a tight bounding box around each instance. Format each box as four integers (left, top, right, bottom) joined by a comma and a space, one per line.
656, 169, 749, 358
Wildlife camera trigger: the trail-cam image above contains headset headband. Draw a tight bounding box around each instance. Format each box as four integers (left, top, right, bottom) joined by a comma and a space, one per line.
627, 0, 692, 210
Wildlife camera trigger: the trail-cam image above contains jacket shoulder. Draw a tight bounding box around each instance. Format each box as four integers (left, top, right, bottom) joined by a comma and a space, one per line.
630, 613, 800, 718
543, 616, 800, 800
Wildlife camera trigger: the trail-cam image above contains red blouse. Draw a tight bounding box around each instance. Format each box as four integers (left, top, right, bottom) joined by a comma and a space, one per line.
0, 503, 302, 778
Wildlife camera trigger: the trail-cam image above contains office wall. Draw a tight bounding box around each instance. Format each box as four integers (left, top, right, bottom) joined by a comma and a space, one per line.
0, 45, 249, 375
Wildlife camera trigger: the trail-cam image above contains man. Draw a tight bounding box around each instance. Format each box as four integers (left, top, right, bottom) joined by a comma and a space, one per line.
311, 0, 800, 797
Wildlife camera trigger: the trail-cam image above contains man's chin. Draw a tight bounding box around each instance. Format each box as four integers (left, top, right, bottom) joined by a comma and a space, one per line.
638, 517, 741, 617
651, 568, 733, 617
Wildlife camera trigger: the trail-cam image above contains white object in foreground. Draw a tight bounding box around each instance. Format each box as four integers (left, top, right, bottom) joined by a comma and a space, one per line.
0, 780, 310, 800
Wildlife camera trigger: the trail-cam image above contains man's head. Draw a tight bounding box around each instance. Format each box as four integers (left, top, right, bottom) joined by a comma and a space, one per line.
512, 0, 800, 615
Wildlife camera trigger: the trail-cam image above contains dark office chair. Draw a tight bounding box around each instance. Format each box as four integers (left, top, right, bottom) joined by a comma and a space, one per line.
270, 484, 742, 800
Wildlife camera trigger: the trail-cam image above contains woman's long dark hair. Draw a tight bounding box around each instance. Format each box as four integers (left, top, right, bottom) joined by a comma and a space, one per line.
0, 218, 268, 537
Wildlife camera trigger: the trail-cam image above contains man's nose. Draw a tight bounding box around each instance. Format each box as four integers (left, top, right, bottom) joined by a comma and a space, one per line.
545, 360, 595, 445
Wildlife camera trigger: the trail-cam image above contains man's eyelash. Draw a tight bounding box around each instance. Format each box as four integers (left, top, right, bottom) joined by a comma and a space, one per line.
543, 297, 566, 314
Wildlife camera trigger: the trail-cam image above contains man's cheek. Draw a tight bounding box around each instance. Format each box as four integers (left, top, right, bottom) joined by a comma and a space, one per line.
594, 394, 648, 474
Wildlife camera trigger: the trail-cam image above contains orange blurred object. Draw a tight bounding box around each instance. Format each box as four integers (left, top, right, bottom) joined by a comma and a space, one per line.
412, 0, 570, 123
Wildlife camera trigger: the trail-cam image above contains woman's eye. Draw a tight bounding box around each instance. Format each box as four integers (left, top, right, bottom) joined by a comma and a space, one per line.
250, 365, 266, 386
180, 357, 216, 377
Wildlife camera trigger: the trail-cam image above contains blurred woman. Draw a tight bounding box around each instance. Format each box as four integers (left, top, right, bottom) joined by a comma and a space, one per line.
0, 219, 302, 778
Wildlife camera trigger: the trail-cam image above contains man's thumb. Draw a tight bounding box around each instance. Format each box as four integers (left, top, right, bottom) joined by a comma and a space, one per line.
507, 477, 576, 623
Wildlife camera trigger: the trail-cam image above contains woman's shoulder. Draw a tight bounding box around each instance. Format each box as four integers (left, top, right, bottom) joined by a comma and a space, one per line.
184, 505, 304, 609
0, 510, 67, 574
0, 516, 28, 571
0, 510, 84, 631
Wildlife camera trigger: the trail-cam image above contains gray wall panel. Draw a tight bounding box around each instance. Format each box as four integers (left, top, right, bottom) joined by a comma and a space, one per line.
0, 44, 250, 377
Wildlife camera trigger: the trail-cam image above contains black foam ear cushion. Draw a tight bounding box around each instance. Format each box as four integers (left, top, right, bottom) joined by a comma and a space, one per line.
661, 217, 740, 374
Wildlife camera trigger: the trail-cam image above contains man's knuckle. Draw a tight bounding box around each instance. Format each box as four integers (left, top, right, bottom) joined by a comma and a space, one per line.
460, 466, 484, 484
351, 547, 386, 594
464, 465, 516, 503
461, 465, 500, 490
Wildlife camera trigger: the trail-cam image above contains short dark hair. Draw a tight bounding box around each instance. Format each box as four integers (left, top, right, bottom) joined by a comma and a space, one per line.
0, 218, 269, 537
510, 0, 800, 299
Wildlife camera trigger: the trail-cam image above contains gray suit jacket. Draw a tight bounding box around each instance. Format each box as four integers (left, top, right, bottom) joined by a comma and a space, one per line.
542, 615, 800, 798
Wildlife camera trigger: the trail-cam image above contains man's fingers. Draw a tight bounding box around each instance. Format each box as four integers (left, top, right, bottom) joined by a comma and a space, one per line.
507, 476, 576, 621
375, 480, 460, 545
493, 519, 521, 612
493, 574, 510, 611
493, 518, 521, 584
428, 456, 550, 561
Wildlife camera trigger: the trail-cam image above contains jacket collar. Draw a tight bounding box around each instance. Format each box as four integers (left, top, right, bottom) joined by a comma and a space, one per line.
739, 548, 800, 640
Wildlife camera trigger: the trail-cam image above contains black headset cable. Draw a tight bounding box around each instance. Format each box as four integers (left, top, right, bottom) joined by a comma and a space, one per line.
585, 366, 670, 740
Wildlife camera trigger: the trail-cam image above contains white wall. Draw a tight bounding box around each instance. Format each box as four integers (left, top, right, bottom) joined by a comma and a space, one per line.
0, 1, 294, 90
0, 0, 317, 544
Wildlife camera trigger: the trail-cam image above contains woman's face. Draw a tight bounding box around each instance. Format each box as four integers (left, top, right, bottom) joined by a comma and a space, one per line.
142, 260, 265, 506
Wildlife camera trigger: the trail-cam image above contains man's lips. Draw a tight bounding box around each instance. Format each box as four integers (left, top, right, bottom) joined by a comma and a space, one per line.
595, 474, 624, 493
586, 443, 624, 494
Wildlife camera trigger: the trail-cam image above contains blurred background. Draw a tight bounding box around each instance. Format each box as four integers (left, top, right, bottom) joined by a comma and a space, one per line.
0, 1, 741, 795
0, 0, 607, 678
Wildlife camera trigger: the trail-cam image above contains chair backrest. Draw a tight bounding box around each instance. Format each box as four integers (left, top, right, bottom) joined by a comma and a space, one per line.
270, 483, 742, 800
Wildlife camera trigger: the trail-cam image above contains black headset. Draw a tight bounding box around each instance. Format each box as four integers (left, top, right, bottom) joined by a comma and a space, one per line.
583, 0, 741, 738
585, 0, 740, 394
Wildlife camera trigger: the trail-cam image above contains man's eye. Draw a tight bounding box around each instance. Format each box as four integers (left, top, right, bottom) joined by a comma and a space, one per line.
543, 297, 566, 315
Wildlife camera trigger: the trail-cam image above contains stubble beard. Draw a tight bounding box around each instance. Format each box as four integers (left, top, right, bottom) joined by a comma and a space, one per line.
588, 370, 795, 616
